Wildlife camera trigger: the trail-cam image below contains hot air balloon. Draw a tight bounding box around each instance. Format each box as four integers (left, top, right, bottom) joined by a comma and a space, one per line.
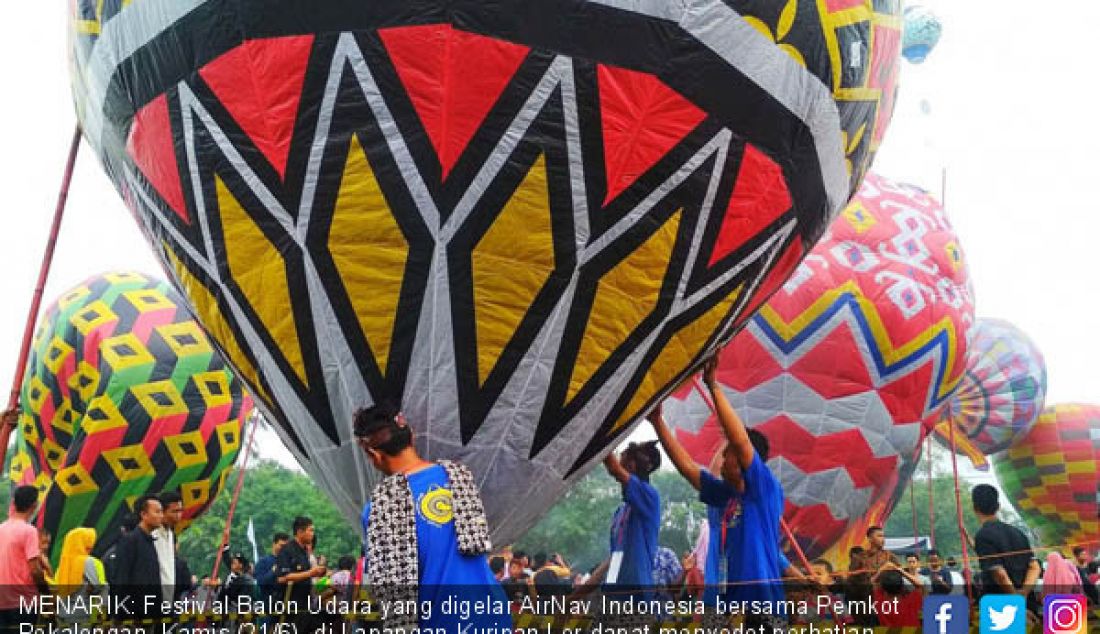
7, 273, 251, 563
665, 173, 975, 558
902, 5, 943, 64
69, 0, 903, 542
934, 318, 1047, 468
994, 404, 1100, 549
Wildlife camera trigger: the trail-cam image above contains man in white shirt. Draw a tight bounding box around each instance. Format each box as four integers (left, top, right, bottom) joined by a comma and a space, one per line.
904, 554, 930, 590
154, 491, 183, 602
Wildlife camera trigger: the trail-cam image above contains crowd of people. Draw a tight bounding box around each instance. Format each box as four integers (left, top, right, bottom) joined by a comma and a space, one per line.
3, 359, 1100, 634
0, 485, 363, 632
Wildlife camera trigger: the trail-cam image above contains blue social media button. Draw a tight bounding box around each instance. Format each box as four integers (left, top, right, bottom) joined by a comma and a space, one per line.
981, 595, 1026, 634
924, 596, 970, 634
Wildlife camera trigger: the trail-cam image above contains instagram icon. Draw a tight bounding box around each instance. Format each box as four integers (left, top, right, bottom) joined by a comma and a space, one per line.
1044, 595, 1087, 634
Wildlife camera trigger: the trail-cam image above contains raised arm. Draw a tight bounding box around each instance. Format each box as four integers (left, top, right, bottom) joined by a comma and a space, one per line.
648, 403, 702, 491
603, 453, 630, 486
702, 357, 754, 469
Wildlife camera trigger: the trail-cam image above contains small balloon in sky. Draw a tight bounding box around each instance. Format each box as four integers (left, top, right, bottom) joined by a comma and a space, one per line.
902, 5, 943, 64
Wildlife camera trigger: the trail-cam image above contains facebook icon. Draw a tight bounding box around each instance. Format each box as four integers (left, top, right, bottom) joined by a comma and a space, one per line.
924, 596, 969, 634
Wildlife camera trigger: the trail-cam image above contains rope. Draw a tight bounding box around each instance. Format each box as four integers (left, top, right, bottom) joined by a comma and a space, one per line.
945, 418, 974, 603
0, 126, 82, 465
210, 410, 261, 580
926, 436, 935, 550
909, 477, 919, 553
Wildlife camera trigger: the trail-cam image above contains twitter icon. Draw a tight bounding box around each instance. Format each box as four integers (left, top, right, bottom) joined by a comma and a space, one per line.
981, 594, 1026, 634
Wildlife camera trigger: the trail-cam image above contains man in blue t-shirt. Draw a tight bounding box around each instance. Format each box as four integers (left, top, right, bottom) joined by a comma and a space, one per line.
356, 401, 510, 634
601, 439, 662, 601
650, 357, 811, 631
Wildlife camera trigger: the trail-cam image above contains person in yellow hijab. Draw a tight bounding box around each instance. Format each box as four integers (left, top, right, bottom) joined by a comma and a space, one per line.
53, 528, 107, 624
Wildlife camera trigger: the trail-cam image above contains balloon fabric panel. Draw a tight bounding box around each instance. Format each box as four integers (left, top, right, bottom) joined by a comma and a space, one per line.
9, 273, 251, 564
666, 173, 975, 559
993, 404, 1100, 550
936, 318, 1047, 461
70, 0, 902, 542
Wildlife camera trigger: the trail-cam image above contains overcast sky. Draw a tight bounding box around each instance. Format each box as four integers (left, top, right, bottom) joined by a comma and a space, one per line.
2, 2, 1096, 483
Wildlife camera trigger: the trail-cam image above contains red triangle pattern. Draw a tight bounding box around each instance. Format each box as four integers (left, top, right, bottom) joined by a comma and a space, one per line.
674, 412, 724, 471
379, 24, 529, 180
127, 94, 189, 223
720, 330, 786, 393
198, 35, 314, 180
756, 415, 900, 489
788, 320, 875, 399
784, 500, 848, 551
708, 144, 792, 266
876, 361, 936, 428
598, 65, 706, 205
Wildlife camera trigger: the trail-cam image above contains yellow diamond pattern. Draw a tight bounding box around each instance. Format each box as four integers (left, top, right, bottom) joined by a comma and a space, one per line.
472, 154, 555, 386
44, 337, 75, 375
71, 300, 118, 336
102, 445, 155, 482
181, 479, 211, 508
55, 463, 99, 496
194, 371, 233, 409
57, 286, 91, 310
101, 333, 156, 371
123, 288, 177, 314
329, 134, 407, 376
216, 421, 240, 454
131, 380, 189, 420
156, 321, 213, 358
164, 431, 209, 469
42, 438, 66, 471
82, 395, 129, 435
67, 361, 101, 404
567, 211, 682, 402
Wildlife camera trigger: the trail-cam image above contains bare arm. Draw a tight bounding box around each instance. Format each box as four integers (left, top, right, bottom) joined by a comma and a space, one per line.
278, 565, 324, 584
648, 404, 702, 491
29, 558, 46, 588
702, 357, 754, 470
897, 568, 928, 595
278, 569, 317, 584
569, 560, 609, 598
987, 567, 1014, 594
603, 453, 630, 486
1019, 560, 1040, 596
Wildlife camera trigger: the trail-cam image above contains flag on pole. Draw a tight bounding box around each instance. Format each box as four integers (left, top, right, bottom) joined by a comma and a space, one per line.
246, 517, 259, 563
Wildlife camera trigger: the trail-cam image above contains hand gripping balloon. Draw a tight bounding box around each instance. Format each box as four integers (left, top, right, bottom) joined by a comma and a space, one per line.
665, 173, 975, 558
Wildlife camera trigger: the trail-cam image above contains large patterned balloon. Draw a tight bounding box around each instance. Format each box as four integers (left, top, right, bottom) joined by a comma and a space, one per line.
935, 318, 1047, 464
8, 273, 251, 563
994, 404, 1100, 549
70, 0, 902, 540
666, 173, 975, 558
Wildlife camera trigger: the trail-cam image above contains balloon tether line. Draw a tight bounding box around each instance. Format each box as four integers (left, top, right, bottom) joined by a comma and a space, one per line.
909, 474, 919, 553
946, 417, 974, 603
210, 409, 261, 580
1, 126, 82, 469
927, 435, 935, 549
